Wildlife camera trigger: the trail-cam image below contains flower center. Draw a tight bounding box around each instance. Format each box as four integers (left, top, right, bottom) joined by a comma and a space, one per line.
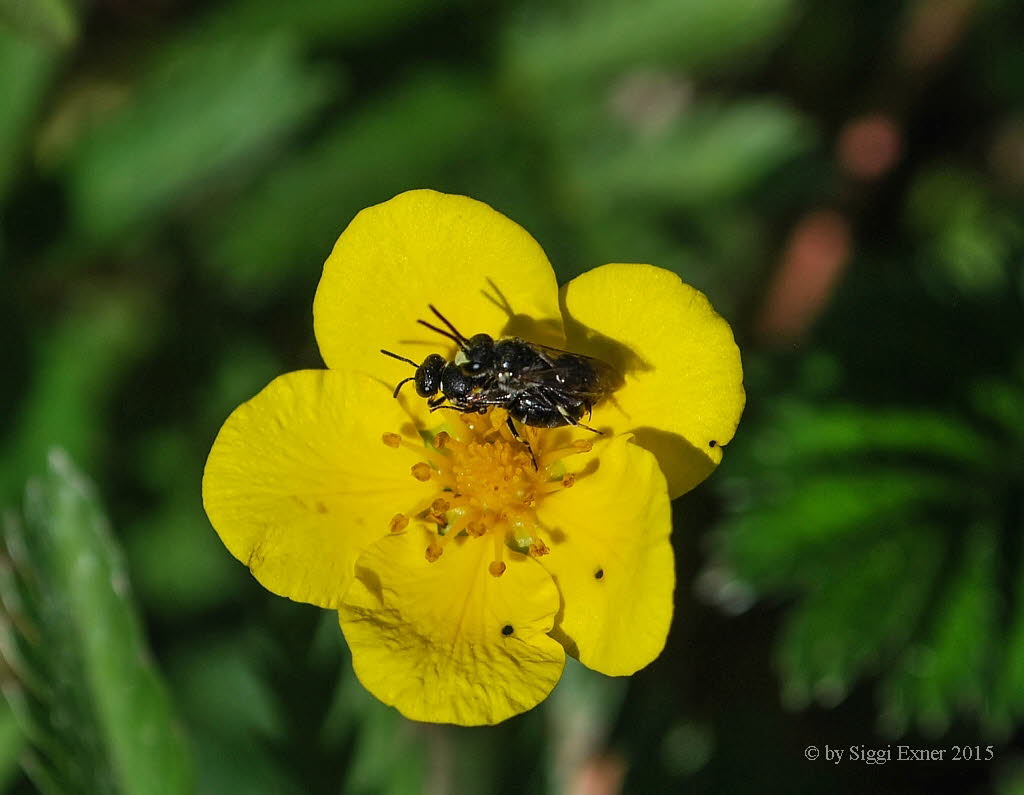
383, 409, 590, 575
450, 435, 536, 512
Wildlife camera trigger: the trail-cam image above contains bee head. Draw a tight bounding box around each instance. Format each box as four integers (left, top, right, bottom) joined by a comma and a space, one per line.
414, 354, 446, 397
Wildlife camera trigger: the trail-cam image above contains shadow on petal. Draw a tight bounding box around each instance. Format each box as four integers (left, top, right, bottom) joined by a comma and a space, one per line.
479, 279, 562, 347
500, 314, 566, 348
630, 426, 717, 498
355, 565, 385, 604
560, 307, 653, 379
551, 626, 581, 661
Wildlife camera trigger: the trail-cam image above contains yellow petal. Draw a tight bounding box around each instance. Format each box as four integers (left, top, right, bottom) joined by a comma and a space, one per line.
202, 370, 434, 607
536, 435, 673, 676
314, 190, 564, 388
560, 263, 745, 499
339, 526, 565, 725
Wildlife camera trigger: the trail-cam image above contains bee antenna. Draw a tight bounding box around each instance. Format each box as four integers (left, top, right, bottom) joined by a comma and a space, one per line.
380, 349, 419, 367
392, 376, 416, 398
416, 319, 466, 349
427, 305, 469, 344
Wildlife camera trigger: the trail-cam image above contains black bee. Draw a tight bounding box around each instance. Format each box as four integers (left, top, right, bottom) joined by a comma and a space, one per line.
381, 305, 622, 465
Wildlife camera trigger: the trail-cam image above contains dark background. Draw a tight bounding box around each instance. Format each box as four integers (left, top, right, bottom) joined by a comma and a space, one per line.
3, 0, 1024, 792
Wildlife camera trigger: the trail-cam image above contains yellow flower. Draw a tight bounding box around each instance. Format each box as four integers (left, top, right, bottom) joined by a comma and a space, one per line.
202, 190, 744, 725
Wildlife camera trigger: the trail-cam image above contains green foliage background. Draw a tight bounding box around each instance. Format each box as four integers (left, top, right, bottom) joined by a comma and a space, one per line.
2, 0, 1023, 792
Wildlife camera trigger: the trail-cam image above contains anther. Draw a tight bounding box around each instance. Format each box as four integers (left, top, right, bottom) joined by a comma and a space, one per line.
489, 560, 506, 577
382, 432, 402, 448
425, 542, 444, 562
411, 462, 432, 481
561, 473, 576, 488
431, 498, 450, 514
529, 540, 550, 557
467, 520, 487, 538
389, 513, 409, 534
572, 439, 593, 452
434, 431, 451, 449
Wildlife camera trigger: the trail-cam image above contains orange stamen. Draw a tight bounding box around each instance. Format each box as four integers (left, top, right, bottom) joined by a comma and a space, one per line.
489, 527, 507, 577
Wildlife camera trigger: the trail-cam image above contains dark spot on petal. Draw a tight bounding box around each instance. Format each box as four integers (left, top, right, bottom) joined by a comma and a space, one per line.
316, 501, 328, 514
708, 440, 717, 448
595, 568, 605, 580
501, 624, 514, 636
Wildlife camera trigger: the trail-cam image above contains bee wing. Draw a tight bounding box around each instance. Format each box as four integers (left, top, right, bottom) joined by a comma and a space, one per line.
525, 341, 604, 362
516, 346, 621, 400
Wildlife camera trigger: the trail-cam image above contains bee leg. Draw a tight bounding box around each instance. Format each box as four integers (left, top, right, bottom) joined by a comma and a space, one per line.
556, 403, 602, 435
505, 416, 538, 470
428, 396, 446, 408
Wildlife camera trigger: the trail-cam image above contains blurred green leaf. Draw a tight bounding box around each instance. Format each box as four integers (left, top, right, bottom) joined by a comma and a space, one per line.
66, 33, 337, 244
125, 495, 245, 618
198, 340, 282, 432
711, 384, 1024, 734
166, 634, 293, 795
0, 0, 76, 46
907, 165, 1022, 296
198, 72, 495, 302
0, 296, 151, 504
778, 528, 942, 710
125, 427, 245, 618
719, 471, 954, 589
310, 623, 431, 795
573, 100, 815, 209
878, 527, 998, 737
0, 450, 193, 793
997, 760, 1024, 795
0, 29, 58, 203
194, 0, 445, 47
334, 679, 428, 795
126, 342, 279, 617
972, 376, 1024, 451
0, 702, 24, 791
756, 404, 997, 471
503, 0, 797, 89
994, 536, 1024, 732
